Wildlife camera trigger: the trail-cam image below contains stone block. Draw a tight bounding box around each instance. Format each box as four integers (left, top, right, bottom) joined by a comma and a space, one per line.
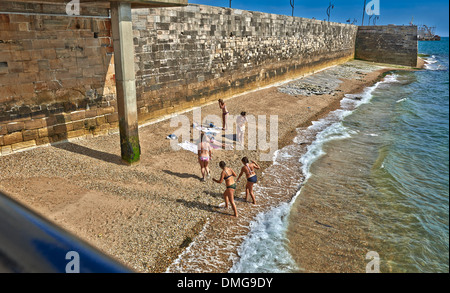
36, 136, 50, 146
1, 146, 12, 156
24, 119, 45, 130
6, 122, 25, 133
23, 129, 39, 141
3, 132, 23, 145
105, 112, 119, 123
12, 140, 36, 152
38, 126, 54, 138
70, 111, 86, 121
85, 110, 98, 119
66, 129, 86, 139
44, 116, 58, 127
53, 123, 73, 135
0, 124, 7, 135
72, 120, 85, 131
85, 118, 97, 130
96, 115, 106, 126
96, 106, 115, 116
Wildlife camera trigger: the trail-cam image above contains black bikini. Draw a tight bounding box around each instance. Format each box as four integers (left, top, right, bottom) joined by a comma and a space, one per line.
224, 169, 232, 180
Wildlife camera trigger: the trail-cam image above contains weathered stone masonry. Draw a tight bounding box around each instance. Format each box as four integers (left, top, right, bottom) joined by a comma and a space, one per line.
355, 25, 418, 67
133, 5, 358, 122
0, 10, 117, 155
1, 3, 359, 154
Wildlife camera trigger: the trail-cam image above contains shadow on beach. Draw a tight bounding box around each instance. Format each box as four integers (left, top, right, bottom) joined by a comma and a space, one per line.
175, 198, 230, 216
163, 170, 202, 180
53, 142, 123, 166
203, 189, 222, 198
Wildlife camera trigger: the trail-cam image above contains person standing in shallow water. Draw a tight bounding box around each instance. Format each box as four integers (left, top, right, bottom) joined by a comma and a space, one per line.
197, 132, 212, 181
218, 99, 229, 130
213, 161, 238, 218
237, 157, 260, 204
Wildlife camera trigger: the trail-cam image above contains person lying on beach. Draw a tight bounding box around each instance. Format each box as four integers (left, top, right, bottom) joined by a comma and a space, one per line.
213, 161, 238, 218
236, 157, 260, 205
198, 132, 212, 181
218, 99, 229, 131
236, 111, 248, 145
193, 122, 226, 148
204, 133, 226, 149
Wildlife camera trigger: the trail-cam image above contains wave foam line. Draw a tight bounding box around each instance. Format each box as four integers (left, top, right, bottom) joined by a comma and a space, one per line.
229, 74, 396, 273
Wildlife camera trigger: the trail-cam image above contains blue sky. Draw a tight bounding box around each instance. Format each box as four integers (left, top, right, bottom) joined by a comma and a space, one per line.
190, 0, 449, 36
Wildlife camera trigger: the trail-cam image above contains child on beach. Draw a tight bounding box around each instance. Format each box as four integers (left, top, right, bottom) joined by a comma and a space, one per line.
236, 112, 248, 145
236, 157, 260, 205
213, 161, 238, 218
197, 132, 212, 181
218, 99, 229, 130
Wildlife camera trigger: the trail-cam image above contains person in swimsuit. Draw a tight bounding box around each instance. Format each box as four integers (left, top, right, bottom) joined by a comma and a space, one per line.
205, 133, 226, 149
198, 132, 212, 181
213, 161, 238, 217
218, 99, 229, 131
236, 111, 248, 146
237, 157, 260, 204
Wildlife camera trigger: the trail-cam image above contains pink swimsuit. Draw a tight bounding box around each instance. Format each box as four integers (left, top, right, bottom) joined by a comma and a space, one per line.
200, 156, 210, 162
199, 142, 210, 161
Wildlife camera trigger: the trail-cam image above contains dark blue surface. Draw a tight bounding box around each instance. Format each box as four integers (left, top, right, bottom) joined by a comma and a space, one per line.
0, 191, 132, 273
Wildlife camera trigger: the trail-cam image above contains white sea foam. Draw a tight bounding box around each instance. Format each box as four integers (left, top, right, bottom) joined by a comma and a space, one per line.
383, 73, 401, 83
229, 202, 298, 273
228, 121, 353, 273
229, 74, 395, 273
424, 55, 445, 71
228, 122, 353, 273
300, 122, 351, 180
166, 73, 398, 274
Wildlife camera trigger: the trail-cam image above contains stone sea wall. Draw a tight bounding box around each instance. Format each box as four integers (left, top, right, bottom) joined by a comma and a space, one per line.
355, 25, 418, 67
0, 1, 116, 154
1, 3, 359, 154
132, 5, 358, 121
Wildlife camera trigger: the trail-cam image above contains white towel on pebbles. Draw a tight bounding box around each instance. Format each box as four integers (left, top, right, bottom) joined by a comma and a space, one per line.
194, 125, 221, 134
178, 141, 198, 154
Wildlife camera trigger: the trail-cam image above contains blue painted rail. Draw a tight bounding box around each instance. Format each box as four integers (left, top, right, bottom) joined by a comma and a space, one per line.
0, 191, 132, 273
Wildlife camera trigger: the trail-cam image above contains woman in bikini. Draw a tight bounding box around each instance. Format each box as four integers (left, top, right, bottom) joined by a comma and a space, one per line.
198, 132, 212, 181
237, 157, 260, 205
213, 161, 238, 218
218, 99, 229, 131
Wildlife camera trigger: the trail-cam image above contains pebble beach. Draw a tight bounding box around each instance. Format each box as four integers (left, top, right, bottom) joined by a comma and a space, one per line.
0, 59, 419, 273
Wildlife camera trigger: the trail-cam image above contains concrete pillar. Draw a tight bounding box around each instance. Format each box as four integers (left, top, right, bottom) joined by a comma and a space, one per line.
110, 2, 140, 165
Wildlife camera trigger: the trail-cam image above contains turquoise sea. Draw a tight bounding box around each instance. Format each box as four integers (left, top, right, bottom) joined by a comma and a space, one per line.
231, 38, 449, 273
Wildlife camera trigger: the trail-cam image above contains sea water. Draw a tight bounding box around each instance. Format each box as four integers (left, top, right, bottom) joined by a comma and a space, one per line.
230, 38, 449, 273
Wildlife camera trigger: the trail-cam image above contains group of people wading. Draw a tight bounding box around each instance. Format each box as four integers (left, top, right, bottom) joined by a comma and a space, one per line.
197, 99, 260, 218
